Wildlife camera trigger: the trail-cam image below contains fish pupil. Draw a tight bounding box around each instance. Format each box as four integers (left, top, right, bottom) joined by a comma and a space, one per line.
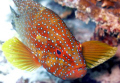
57, 49, 61, 55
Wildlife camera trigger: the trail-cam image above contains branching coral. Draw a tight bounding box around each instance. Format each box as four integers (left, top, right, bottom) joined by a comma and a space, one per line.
54, 0, 120, 46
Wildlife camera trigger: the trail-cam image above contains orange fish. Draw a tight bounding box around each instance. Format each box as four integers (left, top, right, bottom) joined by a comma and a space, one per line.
2, 0, 117, 80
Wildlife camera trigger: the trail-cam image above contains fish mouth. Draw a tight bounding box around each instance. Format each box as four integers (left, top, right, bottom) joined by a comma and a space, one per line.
64, 66, 87, 80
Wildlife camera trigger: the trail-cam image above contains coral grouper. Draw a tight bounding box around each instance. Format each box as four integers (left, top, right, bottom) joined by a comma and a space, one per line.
2, 0, 117, 80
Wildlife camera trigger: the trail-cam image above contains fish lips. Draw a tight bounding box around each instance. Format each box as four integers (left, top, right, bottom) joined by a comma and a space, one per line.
63, 66, 87, 80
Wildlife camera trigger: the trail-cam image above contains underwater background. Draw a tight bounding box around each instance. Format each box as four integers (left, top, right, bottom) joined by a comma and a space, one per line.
0, 0, 120, 83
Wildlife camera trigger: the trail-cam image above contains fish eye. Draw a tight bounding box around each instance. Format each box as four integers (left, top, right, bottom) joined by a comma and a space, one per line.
57, 49, 61, 55
56, 49, 62, 58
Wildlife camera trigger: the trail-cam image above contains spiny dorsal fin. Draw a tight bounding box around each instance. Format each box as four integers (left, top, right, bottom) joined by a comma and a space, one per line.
2, 37, 41, 71
10, 6, 19, 18
82, 41, 117, 68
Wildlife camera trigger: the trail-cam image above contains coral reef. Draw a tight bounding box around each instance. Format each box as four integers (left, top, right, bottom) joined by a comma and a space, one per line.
54, 0, 120, 46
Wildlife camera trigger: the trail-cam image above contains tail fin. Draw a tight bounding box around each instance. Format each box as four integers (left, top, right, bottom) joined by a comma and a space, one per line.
82, 41, 117, 68
2, 37, 41, 71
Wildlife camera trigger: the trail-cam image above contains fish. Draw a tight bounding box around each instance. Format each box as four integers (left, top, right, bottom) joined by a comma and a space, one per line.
2, 0, 117, 80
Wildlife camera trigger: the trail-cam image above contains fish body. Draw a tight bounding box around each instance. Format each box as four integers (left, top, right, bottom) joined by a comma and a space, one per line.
2, 0, 117, 80
11, 0, 87, 79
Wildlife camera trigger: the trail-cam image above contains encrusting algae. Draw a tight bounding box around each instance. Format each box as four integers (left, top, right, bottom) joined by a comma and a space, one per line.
2, 0, 117, 80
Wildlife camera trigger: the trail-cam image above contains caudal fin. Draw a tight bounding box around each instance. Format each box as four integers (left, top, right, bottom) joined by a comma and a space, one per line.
2, 37, 41, 71
82, 41, 117, 68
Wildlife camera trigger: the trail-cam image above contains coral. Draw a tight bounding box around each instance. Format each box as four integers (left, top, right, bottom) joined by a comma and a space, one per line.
54, 0, 120, 46
95, 66, 120, 83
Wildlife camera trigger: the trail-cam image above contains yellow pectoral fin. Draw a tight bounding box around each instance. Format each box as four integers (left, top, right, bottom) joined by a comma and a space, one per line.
2, 37, 41, 71
82, 41, 117, 68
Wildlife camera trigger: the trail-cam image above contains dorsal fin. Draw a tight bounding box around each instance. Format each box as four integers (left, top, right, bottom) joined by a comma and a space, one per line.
10, 6, 19, 18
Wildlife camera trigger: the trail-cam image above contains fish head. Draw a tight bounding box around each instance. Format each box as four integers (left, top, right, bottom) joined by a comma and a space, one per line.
41, 39, 87, 80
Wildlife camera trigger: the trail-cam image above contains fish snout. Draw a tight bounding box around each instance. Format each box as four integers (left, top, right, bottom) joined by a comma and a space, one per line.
63, 66, 87, 80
